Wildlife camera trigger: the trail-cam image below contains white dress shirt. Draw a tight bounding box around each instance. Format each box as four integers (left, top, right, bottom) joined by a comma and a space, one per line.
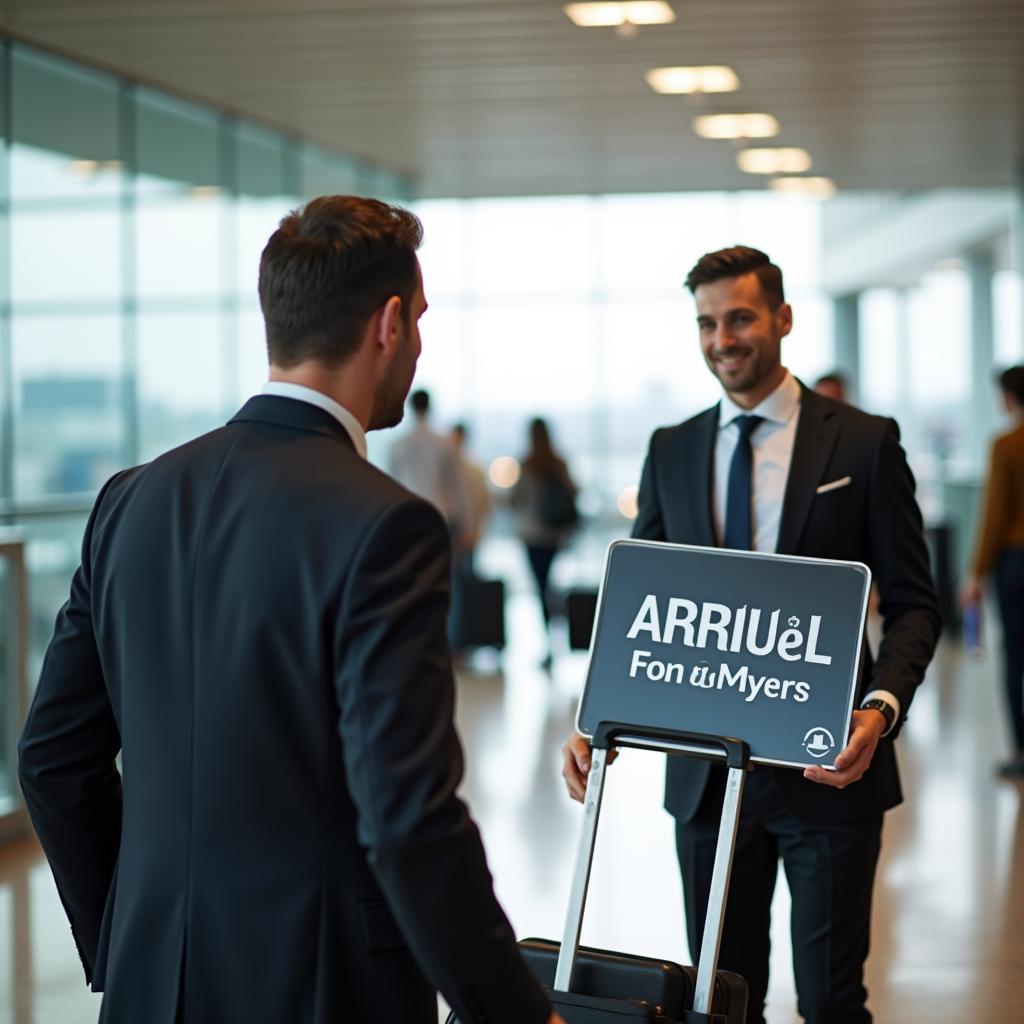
388, 420, 472, 528
712, 370, 900, 728
261, 381, 367, 459
713, 371, 801, 555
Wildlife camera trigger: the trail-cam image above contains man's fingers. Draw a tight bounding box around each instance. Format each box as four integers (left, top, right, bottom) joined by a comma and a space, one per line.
833, 729, 867, 771
560, 736, 620, 803
804, 739, 872, 788
560, 755, 585, 802
561, 737, 590, 803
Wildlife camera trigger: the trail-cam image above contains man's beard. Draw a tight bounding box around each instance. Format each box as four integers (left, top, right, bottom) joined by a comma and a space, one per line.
705, 345, 762, 394
368, 332, 416, 431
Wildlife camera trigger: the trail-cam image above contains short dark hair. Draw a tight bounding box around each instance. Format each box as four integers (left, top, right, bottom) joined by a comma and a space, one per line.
258, 195, 423, 369
685, 246, 785, 309
410, 389, 430, 414
998, 365, 1024, 405
816, 371, 848, 389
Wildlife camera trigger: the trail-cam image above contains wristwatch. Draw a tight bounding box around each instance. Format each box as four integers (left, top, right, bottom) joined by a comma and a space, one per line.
860, 698, 896, 735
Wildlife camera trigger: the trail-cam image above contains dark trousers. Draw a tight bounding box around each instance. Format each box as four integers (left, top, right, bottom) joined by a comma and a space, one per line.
675, 768, 882, 1024
995, 549, 1024, 754
525, 543, 558, 628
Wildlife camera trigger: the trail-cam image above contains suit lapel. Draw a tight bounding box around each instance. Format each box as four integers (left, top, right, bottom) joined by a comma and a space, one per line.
672, 405, 718, 547
776, 386, 840, 555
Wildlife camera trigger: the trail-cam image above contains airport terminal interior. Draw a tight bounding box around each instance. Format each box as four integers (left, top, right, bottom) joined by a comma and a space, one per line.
0, 1, 1023, 1021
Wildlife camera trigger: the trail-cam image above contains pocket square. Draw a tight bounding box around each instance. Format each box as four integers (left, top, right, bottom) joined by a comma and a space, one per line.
816, 476, 852, 494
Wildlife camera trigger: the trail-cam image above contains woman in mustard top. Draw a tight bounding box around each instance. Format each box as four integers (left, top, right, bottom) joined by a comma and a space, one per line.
962, 366, 1024, 776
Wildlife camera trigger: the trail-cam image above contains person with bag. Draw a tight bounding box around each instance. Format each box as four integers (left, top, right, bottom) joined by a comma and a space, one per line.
961, 364, 1024, 777
512, 417, 579, 665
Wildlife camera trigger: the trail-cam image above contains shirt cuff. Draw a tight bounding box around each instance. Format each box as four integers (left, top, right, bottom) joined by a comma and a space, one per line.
861, 689, 901, 736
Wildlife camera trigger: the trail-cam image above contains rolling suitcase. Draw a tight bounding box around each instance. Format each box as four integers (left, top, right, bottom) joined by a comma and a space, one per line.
447, 724, 749, 1023
451, 572, 506, 650
566, 588, 599, 651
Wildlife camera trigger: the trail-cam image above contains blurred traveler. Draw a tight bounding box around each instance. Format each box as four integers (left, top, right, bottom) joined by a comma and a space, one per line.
18, 196, 560, 1024
814, 369, 850, 403
563, 245, 940, 1024
512, 417, 578, 663
389, 388, 472, 547
451, 421, 493, 571
961, 365, 1024, 777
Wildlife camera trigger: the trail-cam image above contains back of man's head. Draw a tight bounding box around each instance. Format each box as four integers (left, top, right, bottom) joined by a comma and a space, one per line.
999, 365, 1024, 407
685, 245, 785, 309
410, 389, 430, 416
815, 371, 849, 402
259, 195, 423, 369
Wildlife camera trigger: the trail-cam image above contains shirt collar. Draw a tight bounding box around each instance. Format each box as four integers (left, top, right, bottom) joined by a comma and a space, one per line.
261, 381, 367, 459
718, 370, 801, 430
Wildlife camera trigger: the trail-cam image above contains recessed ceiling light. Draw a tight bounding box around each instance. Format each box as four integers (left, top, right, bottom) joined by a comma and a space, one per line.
66, 159, 100, 177
694, 113, 780, 139
737, 147, 813, 174
646, 66, 739, 94
565, 2, 676, 27
769, 176, 836, 198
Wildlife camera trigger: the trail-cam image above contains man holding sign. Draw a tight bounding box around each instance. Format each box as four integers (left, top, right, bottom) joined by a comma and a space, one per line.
563, 247, 940, 1024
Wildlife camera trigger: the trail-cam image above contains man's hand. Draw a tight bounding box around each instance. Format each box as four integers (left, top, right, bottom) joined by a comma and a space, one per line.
803, 709, 886, 789
561, 734, 618, 802
561, 734, 592, 802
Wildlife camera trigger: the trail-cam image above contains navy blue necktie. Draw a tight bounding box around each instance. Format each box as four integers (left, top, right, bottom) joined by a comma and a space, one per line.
723, 414, 764, 550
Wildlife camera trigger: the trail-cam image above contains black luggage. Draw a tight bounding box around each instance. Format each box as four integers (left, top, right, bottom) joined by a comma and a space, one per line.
447, 725, 749, 1023
518, 940, 746, 1022
566, 588, 599, 650
451, 573, 506, 650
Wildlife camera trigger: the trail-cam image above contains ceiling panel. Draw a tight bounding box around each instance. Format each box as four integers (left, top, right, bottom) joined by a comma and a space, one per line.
0, 0, 1021, 196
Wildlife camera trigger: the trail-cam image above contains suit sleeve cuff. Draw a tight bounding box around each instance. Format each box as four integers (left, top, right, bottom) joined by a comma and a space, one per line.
861, 689, 901, 736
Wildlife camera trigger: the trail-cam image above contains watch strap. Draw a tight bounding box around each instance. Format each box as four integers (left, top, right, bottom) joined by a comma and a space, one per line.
860, 697, 896, 735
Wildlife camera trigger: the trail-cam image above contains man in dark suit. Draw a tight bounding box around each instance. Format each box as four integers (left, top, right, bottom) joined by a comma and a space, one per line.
19, 196, 561, 1024
564, 246, 940, 1023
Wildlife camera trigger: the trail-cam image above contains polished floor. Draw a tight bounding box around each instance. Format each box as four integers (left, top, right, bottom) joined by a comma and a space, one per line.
2, 571, 1023, 1022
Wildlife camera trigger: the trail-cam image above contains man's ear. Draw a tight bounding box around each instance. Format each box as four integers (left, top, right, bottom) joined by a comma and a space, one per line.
375, 295, 404, 355
776, 302, 794, 338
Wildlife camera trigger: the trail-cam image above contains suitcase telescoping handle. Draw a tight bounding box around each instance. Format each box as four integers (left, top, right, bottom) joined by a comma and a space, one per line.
555, 724, 750, 1020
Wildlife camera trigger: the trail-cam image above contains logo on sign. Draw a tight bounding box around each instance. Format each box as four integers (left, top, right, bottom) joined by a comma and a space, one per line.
802, 727, 835, 758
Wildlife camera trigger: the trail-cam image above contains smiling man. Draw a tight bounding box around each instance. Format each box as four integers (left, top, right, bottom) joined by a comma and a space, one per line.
563, 245, 941, 1024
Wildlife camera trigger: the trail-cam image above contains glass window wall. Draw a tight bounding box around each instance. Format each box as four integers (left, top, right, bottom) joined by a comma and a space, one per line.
0, 36, 412, 829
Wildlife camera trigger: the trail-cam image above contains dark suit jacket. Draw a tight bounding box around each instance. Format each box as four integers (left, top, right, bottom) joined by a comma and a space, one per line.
632, 384, 941, 824
18, 396, 550, 1024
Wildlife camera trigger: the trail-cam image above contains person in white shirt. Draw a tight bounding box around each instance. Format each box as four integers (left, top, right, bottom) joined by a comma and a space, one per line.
389, 389, 471, 546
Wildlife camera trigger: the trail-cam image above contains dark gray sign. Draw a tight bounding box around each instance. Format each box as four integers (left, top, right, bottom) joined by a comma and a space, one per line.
576, 540, 871, 769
